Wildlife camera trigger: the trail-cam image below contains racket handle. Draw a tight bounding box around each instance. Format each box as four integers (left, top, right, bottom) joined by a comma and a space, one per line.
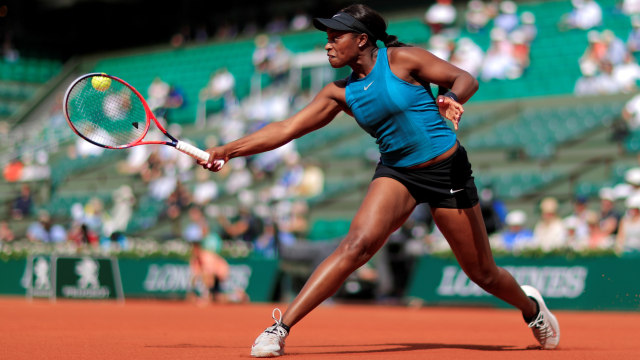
175, 140, 225, 168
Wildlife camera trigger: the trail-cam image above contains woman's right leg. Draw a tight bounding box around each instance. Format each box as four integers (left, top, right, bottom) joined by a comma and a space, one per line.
281, 177, 418, 327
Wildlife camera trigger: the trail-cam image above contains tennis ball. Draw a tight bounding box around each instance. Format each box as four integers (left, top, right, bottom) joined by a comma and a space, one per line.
91, 74, 111, 91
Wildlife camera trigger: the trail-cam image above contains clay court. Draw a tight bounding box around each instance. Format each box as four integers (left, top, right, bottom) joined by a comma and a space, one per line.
1, 297, 639, 359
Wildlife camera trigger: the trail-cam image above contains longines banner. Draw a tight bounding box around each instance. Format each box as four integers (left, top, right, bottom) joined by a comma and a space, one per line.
407, 255, 640, 311
0, 256, 279, 303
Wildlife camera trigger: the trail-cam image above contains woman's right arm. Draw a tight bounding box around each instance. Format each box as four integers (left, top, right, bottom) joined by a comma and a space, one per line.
201, 82, 344, 169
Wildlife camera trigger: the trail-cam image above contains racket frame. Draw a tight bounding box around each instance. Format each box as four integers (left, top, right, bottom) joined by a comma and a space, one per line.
63, 73, 218, 164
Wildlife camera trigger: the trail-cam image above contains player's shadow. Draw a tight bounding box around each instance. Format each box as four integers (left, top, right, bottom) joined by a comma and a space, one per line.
290, 342, 540, 355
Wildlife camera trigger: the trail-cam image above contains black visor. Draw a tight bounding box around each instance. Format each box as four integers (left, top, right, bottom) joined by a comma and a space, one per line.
313, 12, 377, 41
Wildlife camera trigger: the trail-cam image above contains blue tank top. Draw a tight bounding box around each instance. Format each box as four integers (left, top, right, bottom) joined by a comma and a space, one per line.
345, 48, 457, 168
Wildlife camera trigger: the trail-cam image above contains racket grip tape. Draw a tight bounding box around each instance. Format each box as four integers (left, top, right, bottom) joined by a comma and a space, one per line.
175, 140, 225, 167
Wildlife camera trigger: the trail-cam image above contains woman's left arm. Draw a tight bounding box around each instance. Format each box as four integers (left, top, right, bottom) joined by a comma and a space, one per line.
391, 47, 479, 130
395, 46, 479, 103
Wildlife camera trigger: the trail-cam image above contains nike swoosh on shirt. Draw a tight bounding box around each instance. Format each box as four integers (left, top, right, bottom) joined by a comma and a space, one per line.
364, 81, 374, 90
450, 188, 464, 194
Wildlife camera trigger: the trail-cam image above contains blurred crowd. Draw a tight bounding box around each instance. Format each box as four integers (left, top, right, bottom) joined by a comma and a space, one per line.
425, 0, 538, 82
6, 1, 640, 303
573, 2, 640, 96
168, 9, 311, 48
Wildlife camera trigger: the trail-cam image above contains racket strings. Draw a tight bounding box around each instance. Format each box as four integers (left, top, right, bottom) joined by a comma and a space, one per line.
66, 76, 147, 148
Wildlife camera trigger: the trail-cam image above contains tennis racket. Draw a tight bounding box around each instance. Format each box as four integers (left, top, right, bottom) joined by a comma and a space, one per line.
63, 73, 224, 169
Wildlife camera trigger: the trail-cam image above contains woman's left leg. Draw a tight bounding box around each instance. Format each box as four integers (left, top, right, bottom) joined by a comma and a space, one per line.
431, 204, 538, 319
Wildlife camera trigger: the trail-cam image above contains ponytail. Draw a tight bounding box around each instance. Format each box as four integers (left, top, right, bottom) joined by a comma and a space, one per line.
383, 33, 409, 47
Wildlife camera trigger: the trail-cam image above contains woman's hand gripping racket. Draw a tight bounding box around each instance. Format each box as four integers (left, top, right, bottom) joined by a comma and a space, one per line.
63, 73, 225, 170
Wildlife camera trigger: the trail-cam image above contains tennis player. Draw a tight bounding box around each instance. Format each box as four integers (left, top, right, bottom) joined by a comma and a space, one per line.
200, 4, 560, 357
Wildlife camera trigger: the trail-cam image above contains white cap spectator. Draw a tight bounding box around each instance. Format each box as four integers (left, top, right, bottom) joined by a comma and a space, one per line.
626, 192, 640, 208
613, 183, 634, 199
599, 187, 615, 201
505, 210, 527, 226
624, 167, 640, 186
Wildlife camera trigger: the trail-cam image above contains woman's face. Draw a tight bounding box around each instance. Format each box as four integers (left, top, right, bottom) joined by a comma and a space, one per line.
325, 29, 359, 68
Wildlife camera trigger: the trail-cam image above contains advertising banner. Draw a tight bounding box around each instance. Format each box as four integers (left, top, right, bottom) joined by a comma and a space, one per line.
407, 255, 640, 311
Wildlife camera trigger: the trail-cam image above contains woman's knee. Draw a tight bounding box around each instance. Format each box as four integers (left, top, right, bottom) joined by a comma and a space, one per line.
465, 264, 502, 290
336, 230, 381, 266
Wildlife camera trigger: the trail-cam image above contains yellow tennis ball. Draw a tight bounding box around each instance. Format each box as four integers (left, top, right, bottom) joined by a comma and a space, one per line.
91, 74, 111, 91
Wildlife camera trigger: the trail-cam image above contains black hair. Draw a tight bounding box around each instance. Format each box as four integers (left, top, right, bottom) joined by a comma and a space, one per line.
340, 4, 409, 47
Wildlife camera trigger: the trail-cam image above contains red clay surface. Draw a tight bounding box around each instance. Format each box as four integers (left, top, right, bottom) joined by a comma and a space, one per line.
1, 297, 639, 359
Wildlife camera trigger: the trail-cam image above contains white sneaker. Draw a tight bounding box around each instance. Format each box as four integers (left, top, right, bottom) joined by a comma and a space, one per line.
251, 308, 289, 357
521, 285, 560, 349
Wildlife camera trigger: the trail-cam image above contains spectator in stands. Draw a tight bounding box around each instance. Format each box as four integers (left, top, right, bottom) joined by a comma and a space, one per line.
518, 11, 538, 43
616, 192, 640, 253
254, 220, 296, 259
579, 30, 607, 71
200, 67, 237, 115
622, 0, 640, 15
574, 61, 600, 96
598, 187, 622, 237
20, 151, 50, 182
424, 0, 457, 35
2, 157, 23, 182
584, 211, 615, 249
75, 130, 105, 158
68, 222, 99, 248
464, 0, 492, 33
251, 35, 293, 87
495, 209, 534, 252
575, 60, 620, 95
626, 16, 640, 53
565, 195, 592, 240
559, 0, 603, 31
26, 210, 67, 243
450, 37, 485, 77
267, 41, 293, 86
253, 34, 273, 73
11, 183, 33, 220
225, 158, 254, 195
184, 205, 223, 254
427, 34, 454, 61
532, 197, 567, 251
622, 93, 640, 130
480, 28, 520, 81
277, 152, 304, 195
140, 150, 164, 184
562, 215, 580, 249
624, 167, 640, 195
602, 29, 627, 66
147, 76, 170, 111
493, 0, 519, 34
165, 180, 192, 238
217, 202, 264, 245
164, 85, 186, 110
192, 167, 220, 206
510, 30, 531, 72
0, 221, 15, 242
479, 188, 505, 235
102, 185, 135, 250
82, 197, 106, 239
290, 10, 312, 31
118, 145, 152, 175
292, 161, 325, 198
613, 52, 640, 93
280, 200, 310, 239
